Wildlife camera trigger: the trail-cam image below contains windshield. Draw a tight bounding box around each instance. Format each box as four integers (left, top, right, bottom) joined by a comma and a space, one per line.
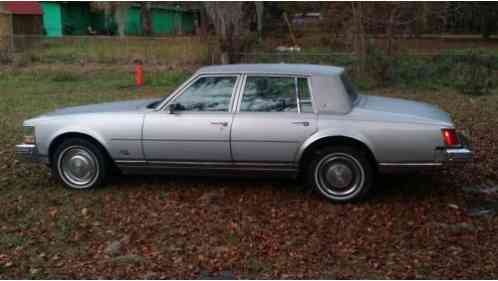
340, 74, 359, 104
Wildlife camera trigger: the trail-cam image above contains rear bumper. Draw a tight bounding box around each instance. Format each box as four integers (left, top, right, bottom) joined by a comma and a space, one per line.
15, 143, 48, 164
437, 147, 473, 163
435, 133, 473, 164
378, 133, 473, 173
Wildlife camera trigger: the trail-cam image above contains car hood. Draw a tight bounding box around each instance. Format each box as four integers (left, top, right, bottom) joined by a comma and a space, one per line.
42, 99, 158, 117
359, 95, 453, 125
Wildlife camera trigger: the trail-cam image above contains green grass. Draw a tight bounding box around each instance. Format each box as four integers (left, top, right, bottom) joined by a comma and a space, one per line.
0, 66, 497, 278
15, 36, 210, 65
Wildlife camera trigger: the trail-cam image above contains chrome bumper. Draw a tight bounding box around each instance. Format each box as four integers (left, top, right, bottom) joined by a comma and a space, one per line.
379, 134, 473, 173
435, 133, 473, 164
441, 147, 473, 163
15, 143, 47, 163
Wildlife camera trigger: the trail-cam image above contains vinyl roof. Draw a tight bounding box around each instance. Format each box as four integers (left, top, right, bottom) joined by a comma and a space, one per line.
196, 64, 344, 76
4, 1, 42, 15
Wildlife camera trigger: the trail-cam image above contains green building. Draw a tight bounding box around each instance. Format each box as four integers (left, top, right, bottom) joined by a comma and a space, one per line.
41, 2, 197, 37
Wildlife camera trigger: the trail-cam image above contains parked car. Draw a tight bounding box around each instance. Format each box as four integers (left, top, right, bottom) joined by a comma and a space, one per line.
16, 64, 473, 202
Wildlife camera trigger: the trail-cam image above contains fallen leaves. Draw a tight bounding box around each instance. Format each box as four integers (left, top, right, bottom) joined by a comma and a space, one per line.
1, 86, 498, 278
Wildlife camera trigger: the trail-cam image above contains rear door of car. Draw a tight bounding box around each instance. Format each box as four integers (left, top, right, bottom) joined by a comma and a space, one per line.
230, 74, 317, 164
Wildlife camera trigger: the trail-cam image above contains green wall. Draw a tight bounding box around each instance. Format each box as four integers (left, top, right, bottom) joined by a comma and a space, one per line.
60, 3, 91, 35
42, 3, 197, 37
41, 2, 62, 37
126, 7, 143, 35
152, 9, 195, 35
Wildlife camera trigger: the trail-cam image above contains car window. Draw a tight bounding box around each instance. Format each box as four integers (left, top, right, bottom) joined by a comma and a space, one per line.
173, 76, 236, 112
240, 77, 298, 112
340, 74, 358, 103
298, 78, 313, 113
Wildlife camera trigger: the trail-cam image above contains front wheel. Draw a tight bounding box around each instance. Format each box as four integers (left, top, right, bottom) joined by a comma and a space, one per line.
51, 138, 109, 190
306, 145, 374, 203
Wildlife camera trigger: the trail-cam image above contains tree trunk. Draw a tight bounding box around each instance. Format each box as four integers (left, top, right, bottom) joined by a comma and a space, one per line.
255, 2, 264, 42
204, 2, 245, 64
351, 2, 367, 74
114, 4, 129, 37
141, 2, 152, 36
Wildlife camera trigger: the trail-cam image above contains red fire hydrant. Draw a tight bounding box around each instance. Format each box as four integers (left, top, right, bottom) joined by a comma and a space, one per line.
135, 60, 144, 88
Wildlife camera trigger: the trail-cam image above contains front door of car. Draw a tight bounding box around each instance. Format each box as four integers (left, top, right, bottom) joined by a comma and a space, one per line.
231, 75, 317, 163
142, 75, 240, 162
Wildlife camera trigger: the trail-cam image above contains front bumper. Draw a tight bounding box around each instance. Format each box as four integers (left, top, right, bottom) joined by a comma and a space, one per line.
15, 143, 48, 163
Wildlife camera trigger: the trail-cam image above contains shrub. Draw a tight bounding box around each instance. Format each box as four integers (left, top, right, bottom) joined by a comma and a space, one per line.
364, 45, 397, 87
447, 49, 498, 95
51, 72, 81, 83
362, 47, 498, 94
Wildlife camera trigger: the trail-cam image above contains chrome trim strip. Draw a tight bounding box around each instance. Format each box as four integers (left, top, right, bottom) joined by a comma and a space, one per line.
115, 160, 297, 173
141, 139, 297, 144
146, 161, 295, 167
378, 162, 443, 167
111, 138, 141, 141
234, 73, 247, 113
306, 76, 317, 114
445, 148, 472, 154
295, 77, 301, 113
142, 139, 229, 143
115, 160, 296, 168
230, 140, 298, 143
236, 74, 314, 113
115, 160, 146, 164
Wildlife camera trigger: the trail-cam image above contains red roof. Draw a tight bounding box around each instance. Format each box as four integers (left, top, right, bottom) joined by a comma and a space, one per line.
4, 2, 42, 15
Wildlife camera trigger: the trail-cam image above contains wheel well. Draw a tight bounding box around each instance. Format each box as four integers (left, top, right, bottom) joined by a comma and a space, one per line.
48, 132, 113, 165
299, 136, 378, 172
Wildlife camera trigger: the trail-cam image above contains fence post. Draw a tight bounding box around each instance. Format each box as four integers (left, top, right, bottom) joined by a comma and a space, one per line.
8, 13, 14, 53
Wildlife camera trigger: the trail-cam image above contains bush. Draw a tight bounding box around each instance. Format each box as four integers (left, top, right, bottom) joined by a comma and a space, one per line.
0, 51, 12, 65
363, 48, 498, 94
51, 71, 81, 83
447, 49, 498, 95
364, 45, 397, 87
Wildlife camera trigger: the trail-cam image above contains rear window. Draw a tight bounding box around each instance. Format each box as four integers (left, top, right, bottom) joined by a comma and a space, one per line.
340, 74, 359, 103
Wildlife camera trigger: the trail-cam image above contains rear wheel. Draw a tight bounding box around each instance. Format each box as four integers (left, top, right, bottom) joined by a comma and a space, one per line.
51, 138, 109, 190
306, 145, 374, 203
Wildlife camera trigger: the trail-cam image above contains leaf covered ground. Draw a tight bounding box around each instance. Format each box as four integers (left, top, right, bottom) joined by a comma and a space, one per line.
0, 66, 497, 279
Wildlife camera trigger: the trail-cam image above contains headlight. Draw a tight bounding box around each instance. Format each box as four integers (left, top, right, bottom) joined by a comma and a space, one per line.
23, 126, 35, 144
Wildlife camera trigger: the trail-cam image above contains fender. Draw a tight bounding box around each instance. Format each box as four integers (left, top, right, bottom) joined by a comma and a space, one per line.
295, 128, 377, 163
44, 126, 109, 156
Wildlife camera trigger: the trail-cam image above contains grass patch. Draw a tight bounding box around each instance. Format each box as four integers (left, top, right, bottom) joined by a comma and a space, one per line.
18, 36, 210, 65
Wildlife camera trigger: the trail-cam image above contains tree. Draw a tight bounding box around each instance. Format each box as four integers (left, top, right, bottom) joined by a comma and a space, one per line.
478, 3, 498, 39
141, 2, 152, 36
90, 2, 130, 37
204, 2, 247, 64
114, 3, 130, 37
255, 2, 264, 42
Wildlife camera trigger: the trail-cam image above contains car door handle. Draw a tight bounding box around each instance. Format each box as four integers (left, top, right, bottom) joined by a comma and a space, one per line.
210, 121, 229, 127
292, 121, 310, 127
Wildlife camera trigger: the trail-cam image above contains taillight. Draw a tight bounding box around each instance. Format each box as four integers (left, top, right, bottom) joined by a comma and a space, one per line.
442, 128, 459, 147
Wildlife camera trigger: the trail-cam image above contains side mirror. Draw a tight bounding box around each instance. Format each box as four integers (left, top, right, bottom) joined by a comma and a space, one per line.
167, 103, 177, 114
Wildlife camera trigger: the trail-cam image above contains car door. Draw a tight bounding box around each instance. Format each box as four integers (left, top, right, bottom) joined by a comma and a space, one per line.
230, 75, 317, 163
142, 74, 240, 162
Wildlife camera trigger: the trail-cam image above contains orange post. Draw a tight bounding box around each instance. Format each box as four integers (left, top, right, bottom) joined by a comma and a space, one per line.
135, 60, 144, 88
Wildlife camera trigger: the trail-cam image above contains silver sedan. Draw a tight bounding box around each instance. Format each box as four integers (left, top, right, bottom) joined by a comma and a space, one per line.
16, 64, 472, 202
